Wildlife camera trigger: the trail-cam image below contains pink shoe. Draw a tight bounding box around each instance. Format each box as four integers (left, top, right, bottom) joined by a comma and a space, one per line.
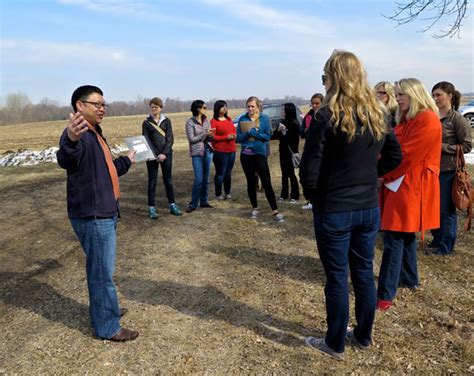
377, 299, 393, 311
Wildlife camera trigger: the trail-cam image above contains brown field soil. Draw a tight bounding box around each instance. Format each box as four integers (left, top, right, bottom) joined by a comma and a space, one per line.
0, 114, 473, 375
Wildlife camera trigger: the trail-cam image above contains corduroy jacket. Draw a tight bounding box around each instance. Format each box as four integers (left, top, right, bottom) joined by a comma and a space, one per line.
439, 109, 472, 172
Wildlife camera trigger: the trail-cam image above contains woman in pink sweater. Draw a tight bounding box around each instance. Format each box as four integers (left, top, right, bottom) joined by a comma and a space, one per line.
210, 100, 237, 200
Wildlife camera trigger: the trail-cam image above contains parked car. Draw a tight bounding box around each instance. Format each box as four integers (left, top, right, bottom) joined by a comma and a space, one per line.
459, 99, 474, 128
233, 103, 304, 132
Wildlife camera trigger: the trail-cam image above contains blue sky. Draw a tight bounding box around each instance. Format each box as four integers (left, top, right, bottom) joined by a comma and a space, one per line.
1, 0, 473, 105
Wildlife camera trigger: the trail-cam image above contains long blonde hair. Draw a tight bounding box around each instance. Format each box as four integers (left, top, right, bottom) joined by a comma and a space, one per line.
394, 78, 439, 123
374, 81, 398, 114
323, 50, 386, 142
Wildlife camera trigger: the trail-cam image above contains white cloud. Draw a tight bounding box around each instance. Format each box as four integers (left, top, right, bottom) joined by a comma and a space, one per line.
200, 0, 331, 35
1, 38, 136, 65
57, 0, 219, 30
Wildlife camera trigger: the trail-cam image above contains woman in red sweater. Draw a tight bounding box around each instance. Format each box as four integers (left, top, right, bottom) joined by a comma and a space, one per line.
210, 100, 237, 200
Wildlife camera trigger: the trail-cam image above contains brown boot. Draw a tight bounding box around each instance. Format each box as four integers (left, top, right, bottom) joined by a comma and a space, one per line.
109, 327, 139, 342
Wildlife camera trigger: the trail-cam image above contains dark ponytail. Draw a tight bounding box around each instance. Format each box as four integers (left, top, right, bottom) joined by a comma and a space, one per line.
432, 81, 462, 110
451, 90, 461, 111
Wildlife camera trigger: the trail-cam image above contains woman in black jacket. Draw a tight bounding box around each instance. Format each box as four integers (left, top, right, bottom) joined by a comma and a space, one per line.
142, 97, 182, 219
299, 50, 401, 360
272, 103, 300, 202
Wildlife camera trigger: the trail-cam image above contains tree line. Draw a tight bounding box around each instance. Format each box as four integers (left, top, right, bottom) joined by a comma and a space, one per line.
0, 92, 307, 126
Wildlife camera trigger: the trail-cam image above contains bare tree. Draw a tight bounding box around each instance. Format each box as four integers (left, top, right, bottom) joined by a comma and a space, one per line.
386, 0, 469, 38
4, 92, 31, 110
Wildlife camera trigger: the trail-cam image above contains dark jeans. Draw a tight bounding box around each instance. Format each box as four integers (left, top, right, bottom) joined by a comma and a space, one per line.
313, 207, 380, 353
240, 153, 278, 211
431, 170, 457, 254
189, 148, 213, 209
279, 150, 299, 200
378, 231, 418, 301
213, 151, 236, 197
70, 217, 121, 339
146, 154, 175, 206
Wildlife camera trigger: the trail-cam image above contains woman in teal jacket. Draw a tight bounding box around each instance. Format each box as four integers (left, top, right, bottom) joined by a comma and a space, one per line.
237, 96, 284, 222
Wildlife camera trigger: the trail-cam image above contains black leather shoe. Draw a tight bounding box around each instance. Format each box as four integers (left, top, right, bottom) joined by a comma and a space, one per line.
109, 327, 139, 342
200, 203, 213, 208
186, 206, 195, 213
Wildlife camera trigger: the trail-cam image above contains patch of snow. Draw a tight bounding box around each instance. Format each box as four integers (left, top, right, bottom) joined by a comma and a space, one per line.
464, 150, 474, 165
0, 144, 129, 167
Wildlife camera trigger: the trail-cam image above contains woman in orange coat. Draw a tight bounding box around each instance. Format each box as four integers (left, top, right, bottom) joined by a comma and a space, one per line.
377, 78, 442, 311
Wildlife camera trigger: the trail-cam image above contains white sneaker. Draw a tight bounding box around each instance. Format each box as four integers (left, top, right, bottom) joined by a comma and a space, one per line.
216, 195, 224, 201
274, 213, 285, 223
302, 202, 313, 210
289, 199, 298, 204
278, 197, 285, 202
250, 210, 259, 219
224, 194, 232, 200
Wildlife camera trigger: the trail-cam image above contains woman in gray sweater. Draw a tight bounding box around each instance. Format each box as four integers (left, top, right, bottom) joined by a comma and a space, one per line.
430, 81, 472, 255
185, 100, 215, 212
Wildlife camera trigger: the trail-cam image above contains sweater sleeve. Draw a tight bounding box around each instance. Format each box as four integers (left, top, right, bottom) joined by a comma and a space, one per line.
287, 120, 300, 153
163, 118, 174, 155
299, 111, 329, 195
211, 119, 229, 142
249, 115, 271, 141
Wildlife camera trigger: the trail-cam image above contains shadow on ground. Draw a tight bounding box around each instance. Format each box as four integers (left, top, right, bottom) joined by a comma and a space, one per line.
118, 276, 321, 348
0, 259, 91, 336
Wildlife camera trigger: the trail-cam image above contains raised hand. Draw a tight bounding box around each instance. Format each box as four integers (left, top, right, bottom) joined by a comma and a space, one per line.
67, 112, 89, 142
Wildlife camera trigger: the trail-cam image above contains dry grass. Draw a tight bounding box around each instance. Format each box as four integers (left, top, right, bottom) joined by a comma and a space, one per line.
0, 116, 473, 375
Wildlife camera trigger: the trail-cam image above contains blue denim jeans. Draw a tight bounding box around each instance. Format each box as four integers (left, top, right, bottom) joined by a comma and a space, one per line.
190, 147, 213, 208
313, 207, 380, 353
70, 217, 121, 339
213, 151, 236, 197
430, 170, 457, 255
378, 231, 418, 301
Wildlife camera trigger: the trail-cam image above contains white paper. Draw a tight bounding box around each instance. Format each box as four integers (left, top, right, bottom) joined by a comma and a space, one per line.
384, 175, 405, 192
133, 144, 148, 153
124, 135, 156, 162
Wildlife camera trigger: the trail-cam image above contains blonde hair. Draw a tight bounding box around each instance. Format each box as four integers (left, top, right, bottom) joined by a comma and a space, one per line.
394, 78, 439, 123
246, 96, 262, 111
374, 81, 397, 113
323, 50, 386, 142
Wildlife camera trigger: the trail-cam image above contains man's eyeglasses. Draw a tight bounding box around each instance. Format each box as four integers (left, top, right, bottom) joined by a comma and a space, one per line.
321, 74, 327, 84
81, 101, 109, 110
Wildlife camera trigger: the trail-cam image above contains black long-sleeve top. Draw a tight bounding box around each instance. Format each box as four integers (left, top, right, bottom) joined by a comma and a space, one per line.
271, 118, 300, 154
299, 107, 401, 212
142, 114, 174, 156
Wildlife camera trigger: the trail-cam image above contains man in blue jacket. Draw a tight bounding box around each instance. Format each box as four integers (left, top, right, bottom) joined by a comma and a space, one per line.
57, 85, 138, 342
